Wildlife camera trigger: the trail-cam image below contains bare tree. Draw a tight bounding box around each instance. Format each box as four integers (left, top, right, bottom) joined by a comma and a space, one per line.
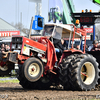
11, 22, 30, 35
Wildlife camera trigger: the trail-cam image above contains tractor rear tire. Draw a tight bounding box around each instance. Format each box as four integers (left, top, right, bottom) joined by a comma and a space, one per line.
68, 54, 99, 91
23, 57, 44, 82
59, 55, 76, 90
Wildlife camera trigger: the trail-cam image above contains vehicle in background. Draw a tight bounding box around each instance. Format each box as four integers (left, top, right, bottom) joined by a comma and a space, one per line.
48, 7, 63, 23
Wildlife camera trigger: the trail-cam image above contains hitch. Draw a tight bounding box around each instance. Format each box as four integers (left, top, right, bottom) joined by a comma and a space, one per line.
0, 51, 18, 63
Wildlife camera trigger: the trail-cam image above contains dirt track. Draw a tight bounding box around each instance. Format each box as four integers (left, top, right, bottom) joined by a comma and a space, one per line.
0, 83, 100, 100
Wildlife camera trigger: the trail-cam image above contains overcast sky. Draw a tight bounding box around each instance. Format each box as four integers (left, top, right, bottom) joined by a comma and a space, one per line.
73, 0, 100, 12
0, 0, 100, 29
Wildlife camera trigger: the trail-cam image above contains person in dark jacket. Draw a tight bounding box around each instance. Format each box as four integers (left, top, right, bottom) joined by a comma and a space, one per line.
1, 43, 5, 53
53, 38, 64, 60
91, 40, 100, 51
53, 38, 64, 53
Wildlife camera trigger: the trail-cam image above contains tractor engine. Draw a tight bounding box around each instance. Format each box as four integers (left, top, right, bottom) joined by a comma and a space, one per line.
10, 36, 47, 63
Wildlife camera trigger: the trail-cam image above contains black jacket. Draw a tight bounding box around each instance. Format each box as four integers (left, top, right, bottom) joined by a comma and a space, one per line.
53, 38, 64, 53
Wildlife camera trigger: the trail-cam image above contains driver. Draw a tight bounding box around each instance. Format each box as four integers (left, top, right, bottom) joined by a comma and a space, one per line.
54, 38, 64, 52
53, 38, 64, 60
50, 27, 65, 59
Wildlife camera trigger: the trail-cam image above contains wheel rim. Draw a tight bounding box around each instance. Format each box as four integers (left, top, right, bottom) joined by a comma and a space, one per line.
28, 63, 40, 77
81, 62, 95, 85
0, 65, 8, 71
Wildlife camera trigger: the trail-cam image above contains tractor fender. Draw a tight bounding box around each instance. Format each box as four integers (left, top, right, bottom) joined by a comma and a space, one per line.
59, 50, 84, 64
63, 49, 84, 55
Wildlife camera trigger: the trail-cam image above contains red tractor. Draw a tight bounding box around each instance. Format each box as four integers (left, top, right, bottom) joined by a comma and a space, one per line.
0, 23, 99, 91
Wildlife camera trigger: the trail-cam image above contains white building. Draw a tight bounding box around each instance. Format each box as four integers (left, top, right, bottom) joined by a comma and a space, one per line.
0, 18, 27, 46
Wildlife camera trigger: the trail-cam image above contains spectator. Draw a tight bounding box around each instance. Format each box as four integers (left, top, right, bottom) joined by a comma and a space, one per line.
76, 45, 80, 50
5, 44, 10, 52
5, 44, 8, 52
1, 43, 5, 53
7, 45, 10, 51
1, 43, 10, 53
91, 40, 100, 51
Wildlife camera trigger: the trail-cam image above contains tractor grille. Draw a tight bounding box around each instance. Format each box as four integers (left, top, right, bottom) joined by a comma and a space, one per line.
11, 37, 23, 53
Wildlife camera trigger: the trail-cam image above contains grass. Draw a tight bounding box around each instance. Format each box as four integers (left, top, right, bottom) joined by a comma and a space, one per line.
0, 77, 19, 83
0, 79, 19, 83
0, 77, 11, 79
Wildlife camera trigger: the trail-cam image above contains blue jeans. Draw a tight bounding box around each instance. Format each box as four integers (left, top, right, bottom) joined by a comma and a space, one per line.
55, 48, 60, 53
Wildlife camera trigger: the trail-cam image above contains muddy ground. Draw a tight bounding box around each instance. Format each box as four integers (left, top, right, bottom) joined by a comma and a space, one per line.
0, 83, 100, 100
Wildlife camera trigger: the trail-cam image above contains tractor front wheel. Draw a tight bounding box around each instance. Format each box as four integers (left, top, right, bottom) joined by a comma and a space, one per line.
23, 57, 44, 82
17, 63, 38, 89
0, 62, 14, 76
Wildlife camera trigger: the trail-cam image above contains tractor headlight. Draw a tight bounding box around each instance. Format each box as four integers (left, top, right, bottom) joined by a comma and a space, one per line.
17, 44, 22, 49
16, 38, 22, 42
12, 44, 16, 49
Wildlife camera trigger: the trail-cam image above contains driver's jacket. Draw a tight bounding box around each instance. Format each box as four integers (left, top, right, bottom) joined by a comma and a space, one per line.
53, 38, 64, 54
